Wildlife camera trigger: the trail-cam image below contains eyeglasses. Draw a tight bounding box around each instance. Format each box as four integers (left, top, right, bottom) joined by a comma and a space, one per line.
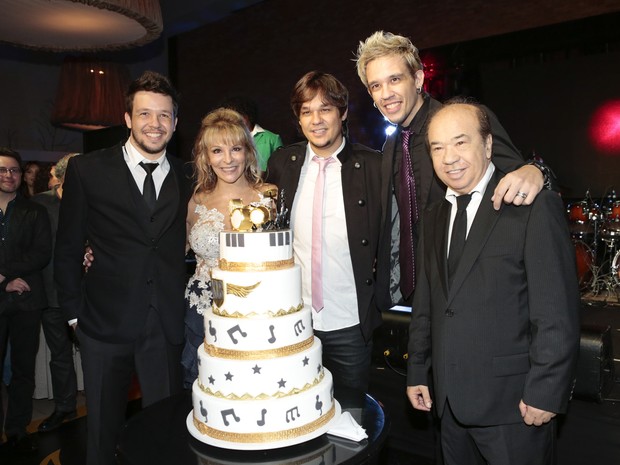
0, 167, 22, 176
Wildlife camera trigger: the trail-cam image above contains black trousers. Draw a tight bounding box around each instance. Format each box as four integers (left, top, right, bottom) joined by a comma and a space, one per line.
0, 307, 41, 438
41, 306, 77, 412
78, 307, 183, 465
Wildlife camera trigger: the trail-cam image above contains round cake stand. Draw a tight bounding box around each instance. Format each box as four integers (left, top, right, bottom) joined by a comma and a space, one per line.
186, 400, 341, 450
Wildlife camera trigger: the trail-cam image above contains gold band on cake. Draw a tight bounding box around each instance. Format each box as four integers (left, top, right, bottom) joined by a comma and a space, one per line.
192, 403, 335, 443
204, 336, 313, 359
219, 258, 294, 272
212, 302, 304, 318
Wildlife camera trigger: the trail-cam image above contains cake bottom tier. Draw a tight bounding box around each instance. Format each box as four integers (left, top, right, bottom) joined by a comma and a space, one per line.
189, 369, 337, 449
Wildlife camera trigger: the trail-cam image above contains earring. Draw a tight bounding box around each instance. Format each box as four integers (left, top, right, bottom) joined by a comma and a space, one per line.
373, 101, 377, 108
416, 86, 422, 94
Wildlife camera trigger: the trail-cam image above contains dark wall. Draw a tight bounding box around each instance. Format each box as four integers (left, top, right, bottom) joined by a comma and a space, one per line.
171, 0, 620, 197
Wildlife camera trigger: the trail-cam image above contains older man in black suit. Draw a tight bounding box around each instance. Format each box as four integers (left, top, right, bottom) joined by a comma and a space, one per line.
55, 71, 192, 465
407, 100, 580, 465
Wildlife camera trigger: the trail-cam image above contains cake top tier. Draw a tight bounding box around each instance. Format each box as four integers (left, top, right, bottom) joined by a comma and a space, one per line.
219, 230, 293, 272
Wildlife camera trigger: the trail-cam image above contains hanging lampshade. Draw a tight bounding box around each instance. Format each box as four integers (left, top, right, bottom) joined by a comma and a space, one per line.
51, 57, 131, 131
0, 0, 163, 52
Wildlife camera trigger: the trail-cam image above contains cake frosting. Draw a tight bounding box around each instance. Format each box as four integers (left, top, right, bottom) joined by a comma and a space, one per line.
188, 228, 338, 449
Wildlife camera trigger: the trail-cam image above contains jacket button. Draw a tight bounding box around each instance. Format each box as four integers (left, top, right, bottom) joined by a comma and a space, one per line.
354, 162, 361, 169
365, 279, 372, 285
150, 216, 156, 222
147, 279, 153, 285
358, 199, 366, 206
291, 155, 297, 161
445, 309, 454, 317
361, 239, 368, 246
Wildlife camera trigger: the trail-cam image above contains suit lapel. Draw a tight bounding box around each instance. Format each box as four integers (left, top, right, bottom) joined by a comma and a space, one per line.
432, 199, 452, 298
447, 172, 502, 303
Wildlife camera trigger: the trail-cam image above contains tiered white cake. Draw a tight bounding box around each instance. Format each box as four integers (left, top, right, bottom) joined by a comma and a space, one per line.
187, 229, 338, 449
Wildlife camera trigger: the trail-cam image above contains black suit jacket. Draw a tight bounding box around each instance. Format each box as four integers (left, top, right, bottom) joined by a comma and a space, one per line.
55, 144, 192, 344
376, 96, 526, 310
266, 140, 383, 342
407, 170, 580, 426
0, 196, 51, 312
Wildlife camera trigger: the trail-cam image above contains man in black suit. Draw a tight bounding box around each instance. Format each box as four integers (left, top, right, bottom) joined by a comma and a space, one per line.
55, 71, 191, 465
407, 100, 580, 464
355, 31, 549, 310
0, 147, 51, 455
266, 71, 382, 393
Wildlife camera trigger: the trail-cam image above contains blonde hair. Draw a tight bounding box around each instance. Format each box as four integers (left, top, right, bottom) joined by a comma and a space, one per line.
192, 108, 261, 194
355, 31, 423, 88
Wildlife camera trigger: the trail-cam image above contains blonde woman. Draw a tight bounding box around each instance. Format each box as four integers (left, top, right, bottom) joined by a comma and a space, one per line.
182, 108, 276, 386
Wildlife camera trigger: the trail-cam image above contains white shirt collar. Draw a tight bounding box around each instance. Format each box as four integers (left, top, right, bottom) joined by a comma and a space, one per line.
445, 162, 495, 203
124, 139, 167, 168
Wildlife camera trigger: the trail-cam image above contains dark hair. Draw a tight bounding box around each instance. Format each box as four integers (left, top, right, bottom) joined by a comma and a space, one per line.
0, 147, 22, 166
290, 71, 348, 119
125, 71, 179, 116
221, 96, 258, 128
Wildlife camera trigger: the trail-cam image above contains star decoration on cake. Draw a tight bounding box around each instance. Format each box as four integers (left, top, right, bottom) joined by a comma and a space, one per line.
317, 363, 322, 374
208, 375, 215, 385
277, 378, 287, 388
225, 372, 234, 381
302, 356, 309, 366
252, 364, 262, 374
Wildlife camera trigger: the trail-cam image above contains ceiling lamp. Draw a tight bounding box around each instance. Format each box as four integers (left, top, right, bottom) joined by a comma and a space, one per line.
51, 57, 131, 130
0, 0, 163, 52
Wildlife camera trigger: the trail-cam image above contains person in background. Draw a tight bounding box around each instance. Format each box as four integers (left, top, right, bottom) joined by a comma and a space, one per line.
54, 71, 192, 465
266, 71, 382, 393
182, 108, 275, 387
407, 99, 579, 465
221, 96, 283, 177
20, 161, 41, 199
31, 153, 80, 433
0, 148, 51, 456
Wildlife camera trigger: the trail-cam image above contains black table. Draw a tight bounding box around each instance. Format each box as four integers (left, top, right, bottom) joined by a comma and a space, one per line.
116, 388, 389, 465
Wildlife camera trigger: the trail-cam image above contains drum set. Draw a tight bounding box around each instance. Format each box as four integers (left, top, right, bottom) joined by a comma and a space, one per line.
567, 190, 620, 297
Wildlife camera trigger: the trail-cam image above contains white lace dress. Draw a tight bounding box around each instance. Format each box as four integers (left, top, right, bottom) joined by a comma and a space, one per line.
181, 205, 224, 386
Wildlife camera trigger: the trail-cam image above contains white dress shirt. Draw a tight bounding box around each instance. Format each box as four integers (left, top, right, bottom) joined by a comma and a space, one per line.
291, 139, 359, 332
445, 162, 495, 255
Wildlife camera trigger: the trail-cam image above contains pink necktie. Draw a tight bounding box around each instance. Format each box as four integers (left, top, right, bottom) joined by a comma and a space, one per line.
311, 155, 334, 312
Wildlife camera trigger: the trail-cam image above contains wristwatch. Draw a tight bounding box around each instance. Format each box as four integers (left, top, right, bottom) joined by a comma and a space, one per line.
526, 159, 555, 191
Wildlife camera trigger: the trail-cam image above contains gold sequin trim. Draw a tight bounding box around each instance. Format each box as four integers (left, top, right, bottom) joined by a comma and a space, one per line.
198, 371, 325, 399
204, 336, 313, 359
192, 403, 335, 443
212, 302, 304, 318
219, 258, 294, 272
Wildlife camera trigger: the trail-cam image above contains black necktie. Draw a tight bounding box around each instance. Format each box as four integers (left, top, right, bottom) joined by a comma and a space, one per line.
139, 162, 159, 211
398, 128, 419, 299
448, 194, 472, 286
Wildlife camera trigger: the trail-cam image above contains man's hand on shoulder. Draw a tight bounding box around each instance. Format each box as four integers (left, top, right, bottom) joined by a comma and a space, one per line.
519, 399, 556, 426
491, 165, 544, 210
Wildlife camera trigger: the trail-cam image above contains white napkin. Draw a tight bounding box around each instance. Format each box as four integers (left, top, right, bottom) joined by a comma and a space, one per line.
327, 411, 368, 442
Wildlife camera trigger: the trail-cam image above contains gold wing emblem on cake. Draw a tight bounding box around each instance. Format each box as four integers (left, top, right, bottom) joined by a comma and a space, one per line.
226, 282, 261, 298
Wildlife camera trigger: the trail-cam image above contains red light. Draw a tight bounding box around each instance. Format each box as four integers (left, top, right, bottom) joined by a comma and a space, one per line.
589, 100, 620, 155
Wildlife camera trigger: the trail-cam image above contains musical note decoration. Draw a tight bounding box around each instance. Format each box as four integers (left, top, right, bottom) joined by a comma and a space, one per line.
221, 408, 241, 427
285, 406, 300, 423
227, 324, 248, 344
257, 408, 267, 427
267, 325, 276, 344
199, 400, 208, 422
315, 395, 323, 416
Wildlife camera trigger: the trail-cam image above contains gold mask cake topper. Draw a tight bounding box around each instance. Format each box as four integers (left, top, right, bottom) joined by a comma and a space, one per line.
229, 194, 277, 232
